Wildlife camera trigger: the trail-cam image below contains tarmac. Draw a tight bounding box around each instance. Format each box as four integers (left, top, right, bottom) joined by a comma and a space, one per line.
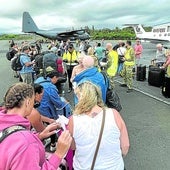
0, 40, 170, 170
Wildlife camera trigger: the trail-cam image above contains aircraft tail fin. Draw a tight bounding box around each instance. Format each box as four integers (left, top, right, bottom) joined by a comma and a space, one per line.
124, 24, 146, 38
22, 12, 39, 33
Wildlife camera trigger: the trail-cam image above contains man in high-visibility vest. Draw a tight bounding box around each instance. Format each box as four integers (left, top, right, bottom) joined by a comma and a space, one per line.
105, 43, 118, 89
63, 44, 79, 93
120, 40, 135, 93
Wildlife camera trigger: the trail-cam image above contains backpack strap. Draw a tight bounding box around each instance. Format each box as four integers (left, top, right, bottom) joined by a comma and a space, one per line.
101, 72, 110, 87
0, 125, 26, 143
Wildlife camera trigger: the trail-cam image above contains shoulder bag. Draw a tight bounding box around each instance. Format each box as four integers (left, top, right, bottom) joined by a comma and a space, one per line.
90, 108, 106, 170
118, 48, 125, 63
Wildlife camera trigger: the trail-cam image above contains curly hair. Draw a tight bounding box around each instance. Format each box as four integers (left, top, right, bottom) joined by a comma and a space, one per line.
74, 81, 105, 115
4, 82, 34, 109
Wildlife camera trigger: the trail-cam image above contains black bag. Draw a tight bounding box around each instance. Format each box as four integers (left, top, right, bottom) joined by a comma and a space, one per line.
148, 65, 165, 87
162, 76, 170, 98
6, 49, 17, 61
43, 52, 57, 70
136, 65, 146, 81
118, 55, 124, 63
106, 88, 122, 112
101, 72, 122, 112
6, 51, 13, 61
11, 54, 23, 71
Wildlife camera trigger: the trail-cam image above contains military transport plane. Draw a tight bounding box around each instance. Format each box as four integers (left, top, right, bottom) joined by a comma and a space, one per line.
124, 23, 170, 45
22, 12, 90, 41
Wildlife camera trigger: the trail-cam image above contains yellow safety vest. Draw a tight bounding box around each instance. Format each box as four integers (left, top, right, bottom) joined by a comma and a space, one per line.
124, 47, 135, 66
106, 50, 118, 77
63, 50, 79, 62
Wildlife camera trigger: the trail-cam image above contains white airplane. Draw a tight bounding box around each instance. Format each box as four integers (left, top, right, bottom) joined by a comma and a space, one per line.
124, 23, 170, 45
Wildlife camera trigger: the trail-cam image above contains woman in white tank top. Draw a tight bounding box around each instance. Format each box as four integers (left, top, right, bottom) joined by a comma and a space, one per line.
67, 81, 130, 170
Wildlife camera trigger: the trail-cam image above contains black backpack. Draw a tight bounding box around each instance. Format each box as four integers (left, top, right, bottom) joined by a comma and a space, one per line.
6, 51, 13, 61
43, 52, 57, 70
11, 54, 23, 71
6, 49, 18, 61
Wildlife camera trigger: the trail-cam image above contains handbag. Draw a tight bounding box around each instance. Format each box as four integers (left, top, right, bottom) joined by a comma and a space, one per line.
101, 72, 122, 112
106, 88, 122, 112
118, 55, 125, 63
90, 108, 106, 170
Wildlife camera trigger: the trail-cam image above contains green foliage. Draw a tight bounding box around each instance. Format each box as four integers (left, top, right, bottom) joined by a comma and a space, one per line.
0, 34, 33, 40
0, 26, 152, 40
89, 27, 136, 40
88, 26, 152, 40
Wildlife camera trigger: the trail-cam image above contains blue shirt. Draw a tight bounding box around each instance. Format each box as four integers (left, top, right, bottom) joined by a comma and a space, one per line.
73, 67, 107, 104
34, 77, 66, 119
19, 53, 34, 73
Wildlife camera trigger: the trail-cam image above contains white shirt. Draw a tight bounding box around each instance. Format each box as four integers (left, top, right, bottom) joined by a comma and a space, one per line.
73, 108, 124, 170
117, 47, 126, 56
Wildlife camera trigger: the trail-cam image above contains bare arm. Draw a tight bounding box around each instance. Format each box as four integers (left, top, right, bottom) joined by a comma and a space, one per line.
70, 66, 77, 82
41, 115, 55, 124
27, 109, 45, 132
67, 116, 76, 150
113, 109, 130, 156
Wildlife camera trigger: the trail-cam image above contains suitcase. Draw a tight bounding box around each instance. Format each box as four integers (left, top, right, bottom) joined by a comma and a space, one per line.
136, 65, 146, 81
162, 76, 170, 98
148, 66, 165, 87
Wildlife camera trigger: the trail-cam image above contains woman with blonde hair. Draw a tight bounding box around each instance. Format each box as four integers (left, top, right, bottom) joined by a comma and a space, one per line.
67, 81, 130, 170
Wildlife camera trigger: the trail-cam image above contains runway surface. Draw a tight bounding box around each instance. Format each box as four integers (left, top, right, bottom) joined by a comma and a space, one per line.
0, 40, 170, 170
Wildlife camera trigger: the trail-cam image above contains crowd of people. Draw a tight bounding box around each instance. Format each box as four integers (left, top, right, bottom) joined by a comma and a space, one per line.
2, 37, 170, 169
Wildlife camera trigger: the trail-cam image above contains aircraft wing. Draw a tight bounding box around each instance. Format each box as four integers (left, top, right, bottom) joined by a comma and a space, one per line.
57, 29, 86, 37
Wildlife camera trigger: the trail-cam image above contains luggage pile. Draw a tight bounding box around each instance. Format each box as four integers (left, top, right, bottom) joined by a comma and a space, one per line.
147, 65, 170, 98
135, 64, 170, 98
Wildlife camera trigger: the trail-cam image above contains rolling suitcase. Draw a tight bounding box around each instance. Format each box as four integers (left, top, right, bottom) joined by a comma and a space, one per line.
148, 65, 165, 87
136, 65, 146, 81
162, 76, 170, 98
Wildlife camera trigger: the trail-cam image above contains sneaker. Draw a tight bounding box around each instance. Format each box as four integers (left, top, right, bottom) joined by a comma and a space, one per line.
126, 89, 133, 93
43, 138, 51, 148
120, 84, 127, 87
50, 144, 56, 152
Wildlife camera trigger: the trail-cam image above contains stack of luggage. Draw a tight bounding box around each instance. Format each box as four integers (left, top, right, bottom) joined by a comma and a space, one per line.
148, 65, 165, 87
147, 65, 170, 98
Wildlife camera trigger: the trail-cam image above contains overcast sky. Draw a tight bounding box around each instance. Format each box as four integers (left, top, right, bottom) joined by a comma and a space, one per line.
0, 0, 169, 34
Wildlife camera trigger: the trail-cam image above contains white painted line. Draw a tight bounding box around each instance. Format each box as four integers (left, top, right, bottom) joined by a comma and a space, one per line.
115, 80, 170, 105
